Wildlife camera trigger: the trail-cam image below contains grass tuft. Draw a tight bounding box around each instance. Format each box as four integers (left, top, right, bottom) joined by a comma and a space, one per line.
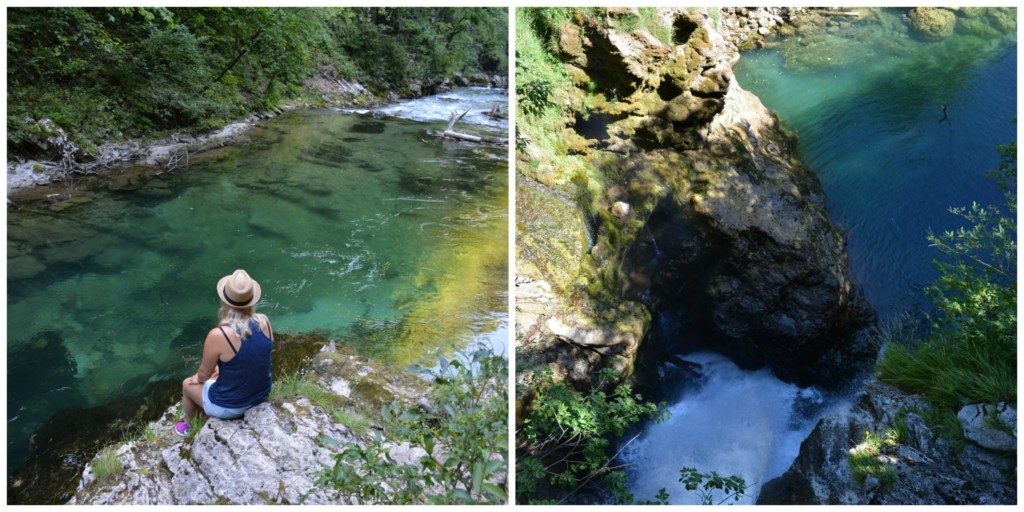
92, 448, 123, 482
848, 429, 900, 490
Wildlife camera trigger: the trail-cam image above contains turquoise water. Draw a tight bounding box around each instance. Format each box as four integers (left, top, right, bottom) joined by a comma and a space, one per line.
7, 89, 508, 474
735, 8, 1017, 317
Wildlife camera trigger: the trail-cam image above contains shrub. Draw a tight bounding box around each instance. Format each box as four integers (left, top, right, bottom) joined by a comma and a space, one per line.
516, 368, 664, 504
315, 345, 508, 504
678, 466, 748, 504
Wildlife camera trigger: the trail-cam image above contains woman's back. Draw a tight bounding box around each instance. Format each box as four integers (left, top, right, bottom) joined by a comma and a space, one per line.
207, 318, 273, 409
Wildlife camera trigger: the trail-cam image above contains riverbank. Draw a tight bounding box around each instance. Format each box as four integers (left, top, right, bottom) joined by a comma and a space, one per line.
7, 71, 505, 197
70, 336, 404, 504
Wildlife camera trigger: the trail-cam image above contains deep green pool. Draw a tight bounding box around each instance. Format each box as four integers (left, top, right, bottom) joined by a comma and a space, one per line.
7, 90, 508, 477
735, 7, 1016, 317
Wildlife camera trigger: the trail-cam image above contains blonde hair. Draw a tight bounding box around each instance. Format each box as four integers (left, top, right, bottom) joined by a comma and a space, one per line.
218, 304, 268, 340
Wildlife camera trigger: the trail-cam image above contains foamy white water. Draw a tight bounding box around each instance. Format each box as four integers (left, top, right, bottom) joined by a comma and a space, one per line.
621, 352, 836, 504
343, 86, 507, 130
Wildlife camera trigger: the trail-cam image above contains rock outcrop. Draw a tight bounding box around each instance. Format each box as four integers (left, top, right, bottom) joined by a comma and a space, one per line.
758, 381, 1016, 505
70, 344, 432, 505
516, 7, 873, 395
627, 78, 875, 385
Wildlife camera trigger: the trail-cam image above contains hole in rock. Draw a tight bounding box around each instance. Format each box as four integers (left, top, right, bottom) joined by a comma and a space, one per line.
673, 17, 699, 44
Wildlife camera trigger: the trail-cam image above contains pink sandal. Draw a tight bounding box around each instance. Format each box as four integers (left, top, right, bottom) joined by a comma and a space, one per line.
174, 421, 189, 437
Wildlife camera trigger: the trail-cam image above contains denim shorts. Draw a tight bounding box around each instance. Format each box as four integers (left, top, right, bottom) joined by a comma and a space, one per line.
203, 379, 249, 419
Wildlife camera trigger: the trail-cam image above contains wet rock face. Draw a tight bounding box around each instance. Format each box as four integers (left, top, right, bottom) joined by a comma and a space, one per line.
758, 381, 1016, 505
624, 81, 874, 385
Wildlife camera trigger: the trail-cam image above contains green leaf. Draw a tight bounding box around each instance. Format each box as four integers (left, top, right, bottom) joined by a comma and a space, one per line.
317, 434, 341, 447
471, 459, 484, 495
481, 482, 507, 502
452, 488, 474, 504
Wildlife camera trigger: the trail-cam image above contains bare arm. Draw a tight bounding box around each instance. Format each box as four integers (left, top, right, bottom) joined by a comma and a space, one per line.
195, 329, 223, 384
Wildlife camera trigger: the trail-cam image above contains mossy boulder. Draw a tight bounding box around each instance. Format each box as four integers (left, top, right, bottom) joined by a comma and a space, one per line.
907, 8, 957, 40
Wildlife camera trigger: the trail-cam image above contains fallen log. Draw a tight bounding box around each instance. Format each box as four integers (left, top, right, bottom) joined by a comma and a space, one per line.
436, 110, 507, 145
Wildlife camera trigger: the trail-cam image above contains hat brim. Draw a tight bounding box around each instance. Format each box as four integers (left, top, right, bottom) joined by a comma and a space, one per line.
217, 275, 261, 308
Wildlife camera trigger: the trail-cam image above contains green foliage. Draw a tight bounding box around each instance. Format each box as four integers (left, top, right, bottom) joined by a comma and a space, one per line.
516, 368, 664, 504
678, 467, 748, 505
515, 8, 591, 188
142, 425, 160, 444
879, 141, 1016, 412
316, 346, 508, 504
91, 447, 122, 482
7, 7, 507, 154
708, 8, 723, 31
848, 429, 901, 490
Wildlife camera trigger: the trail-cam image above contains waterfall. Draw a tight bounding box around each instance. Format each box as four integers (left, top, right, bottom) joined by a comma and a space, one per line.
621, 351, 839, 504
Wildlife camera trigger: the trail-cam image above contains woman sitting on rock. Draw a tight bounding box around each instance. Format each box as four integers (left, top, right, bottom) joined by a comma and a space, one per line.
175, 269, 274, 436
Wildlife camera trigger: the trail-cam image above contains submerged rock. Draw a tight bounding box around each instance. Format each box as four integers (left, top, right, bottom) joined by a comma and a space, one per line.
758, 381, 1016, 505
907, 8, 957, 40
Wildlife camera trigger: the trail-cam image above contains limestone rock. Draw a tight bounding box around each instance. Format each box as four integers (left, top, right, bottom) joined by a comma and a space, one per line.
625, 79, 874, 384
958, 403, 1016, 452
610, 201, 631, 218
70, 347, 436, 505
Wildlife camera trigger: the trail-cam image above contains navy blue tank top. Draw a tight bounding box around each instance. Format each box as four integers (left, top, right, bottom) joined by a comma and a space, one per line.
208, 319, 273, 409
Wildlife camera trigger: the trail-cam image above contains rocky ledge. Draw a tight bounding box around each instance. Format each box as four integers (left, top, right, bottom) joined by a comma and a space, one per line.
759, 381, 1017, 505
70, 343, 433, 505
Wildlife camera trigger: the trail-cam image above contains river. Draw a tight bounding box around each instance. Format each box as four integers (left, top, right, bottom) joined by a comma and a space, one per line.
6, 87, 508, 500
621, 8, 1016, 504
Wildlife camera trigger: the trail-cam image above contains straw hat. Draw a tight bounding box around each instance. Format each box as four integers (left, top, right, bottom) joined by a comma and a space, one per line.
217, 269, 261, 308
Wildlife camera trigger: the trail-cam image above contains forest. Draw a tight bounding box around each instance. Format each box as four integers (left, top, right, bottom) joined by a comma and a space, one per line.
7, 7, 507, 156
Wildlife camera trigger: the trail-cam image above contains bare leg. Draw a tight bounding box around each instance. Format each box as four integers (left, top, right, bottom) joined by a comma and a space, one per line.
181, 377, 205, 421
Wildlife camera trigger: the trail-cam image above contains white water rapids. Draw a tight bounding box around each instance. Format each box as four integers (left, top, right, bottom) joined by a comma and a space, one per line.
342, 86, 507, 130
621, 351, 842, 504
